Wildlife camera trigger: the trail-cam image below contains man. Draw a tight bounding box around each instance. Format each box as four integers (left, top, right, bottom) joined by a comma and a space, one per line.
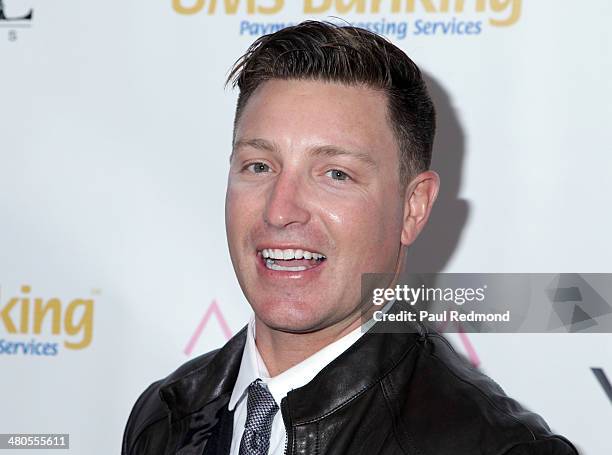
123, 21, 578, 454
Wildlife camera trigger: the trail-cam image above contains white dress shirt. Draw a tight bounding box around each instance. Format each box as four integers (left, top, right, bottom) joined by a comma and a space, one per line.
227, 316, 368, 455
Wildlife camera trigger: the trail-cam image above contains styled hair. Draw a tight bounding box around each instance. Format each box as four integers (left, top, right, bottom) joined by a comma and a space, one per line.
226, 20, 435, 185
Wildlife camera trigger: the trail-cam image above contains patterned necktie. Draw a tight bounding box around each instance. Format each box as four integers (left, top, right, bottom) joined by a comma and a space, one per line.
239, 379, 279, 455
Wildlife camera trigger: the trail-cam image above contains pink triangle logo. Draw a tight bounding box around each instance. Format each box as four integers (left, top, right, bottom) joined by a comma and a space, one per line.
436, 319, 481, 368
184, 300, 233, 356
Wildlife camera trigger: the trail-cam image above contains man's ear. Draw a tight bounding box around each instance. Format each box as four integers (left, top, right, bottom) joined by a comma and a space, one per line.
400, 170, 440, 246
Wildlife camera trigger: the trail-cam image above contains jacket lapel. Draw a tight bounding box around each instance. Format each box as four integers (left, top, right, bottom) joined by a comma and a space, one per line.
159, 327, 247, 454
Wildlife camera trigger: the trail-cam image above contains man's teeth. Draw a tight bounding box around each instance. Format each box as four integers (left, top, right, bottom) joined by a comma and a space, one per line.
265, 260, 308, 272
261, 248, 326, 272
260, 248, 326, 261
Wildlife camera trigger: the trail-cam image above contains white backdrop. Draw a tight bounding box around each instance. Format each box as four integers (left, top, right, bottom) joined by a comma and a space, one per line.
1, 1, 611, 454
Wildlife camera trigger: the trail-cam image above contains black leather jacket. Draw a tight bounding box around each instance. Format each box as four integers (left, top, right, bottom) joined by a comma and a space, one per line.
122, 318, 578, 454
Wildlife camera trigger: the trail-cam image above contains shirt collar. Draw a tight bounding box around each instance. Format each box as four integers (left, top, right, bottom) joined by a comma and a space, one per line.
265, 319, 364, 406
228, 302, 392, 410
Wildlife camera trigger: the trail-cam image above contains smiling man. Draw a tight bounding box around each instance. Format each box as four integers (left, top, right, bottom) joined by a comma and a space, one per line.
122, 21, 577, 455
225, 78, 419, 377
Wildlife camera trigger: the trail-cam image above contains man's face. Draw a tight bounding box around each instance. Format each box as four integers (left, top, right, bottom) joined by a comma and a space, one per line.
225, 79, 407, 333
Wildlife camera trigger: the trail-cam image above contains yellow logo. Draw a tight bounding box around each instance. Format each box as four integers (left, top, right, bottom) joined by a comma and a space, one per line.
172, 0, 521, 27
0, 285, 94, 350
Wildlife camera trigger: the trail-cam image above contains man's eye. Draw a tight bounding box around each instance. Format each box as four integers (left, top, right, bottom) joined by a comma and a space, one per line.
246, 162, 270, 173
326, 169, 351, 181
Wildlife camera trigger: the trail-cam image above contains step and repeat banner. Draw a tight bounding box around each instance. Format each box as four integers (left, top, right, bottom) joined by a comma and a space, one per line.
1, 1, 611, 454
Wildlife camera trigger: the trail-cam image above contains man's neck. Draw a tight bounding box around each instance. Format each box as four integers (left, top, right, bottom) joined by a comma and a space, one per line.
253, 314, 365, 377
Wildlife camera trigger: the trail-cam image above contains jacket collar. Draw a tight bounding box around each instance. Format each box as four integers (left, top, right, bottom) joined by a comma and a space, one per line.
159, 326, 247, 422
284, 302, 425, 425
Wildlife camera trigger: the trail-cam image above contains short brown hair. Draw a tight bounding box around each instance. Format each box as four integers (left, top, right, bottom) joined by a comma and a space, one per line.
226, 20, 435, 185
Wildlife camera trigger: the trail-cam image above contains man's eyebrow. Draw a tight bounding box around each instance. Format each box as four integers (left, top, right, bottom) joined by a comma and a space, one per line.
309, 145, 378, 169
233, 138, 279, 153
230, 138, 279, 162
230, 139, 378, 169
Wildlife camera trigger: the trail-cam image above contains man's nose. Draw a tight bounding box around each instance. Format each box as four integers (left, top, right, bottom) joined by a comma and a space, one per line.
263, 172, 311, 228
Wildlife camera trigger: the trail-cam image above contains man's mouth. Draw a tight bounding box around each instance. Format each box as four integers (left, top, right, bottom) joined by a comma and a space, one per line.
258, 248, 327, 272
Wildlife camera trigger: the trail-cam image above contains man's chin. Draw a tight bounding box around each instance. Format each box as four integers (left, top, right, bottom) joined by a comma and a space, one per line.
251, 302, 333, 335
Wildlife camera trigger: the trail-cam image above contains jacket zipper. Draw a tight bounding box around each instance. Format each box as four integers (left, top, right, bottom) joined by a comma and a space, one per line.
281, 399, 291, 455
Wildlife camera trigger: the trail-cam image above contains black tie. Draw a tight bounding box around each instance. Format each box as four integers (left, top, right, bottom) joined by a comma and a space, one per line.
239, 379, 279, 455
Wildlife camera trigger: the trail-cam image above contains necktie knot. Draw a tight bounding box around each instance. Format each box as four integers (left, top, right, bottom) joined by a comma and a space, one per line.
239, 379, 279, 455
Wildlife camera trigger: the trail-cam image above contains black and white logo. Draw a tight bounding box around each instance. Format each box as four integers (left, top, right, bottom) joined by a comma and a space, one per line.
0, 0, 32, 21
0, 0, 33, 41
